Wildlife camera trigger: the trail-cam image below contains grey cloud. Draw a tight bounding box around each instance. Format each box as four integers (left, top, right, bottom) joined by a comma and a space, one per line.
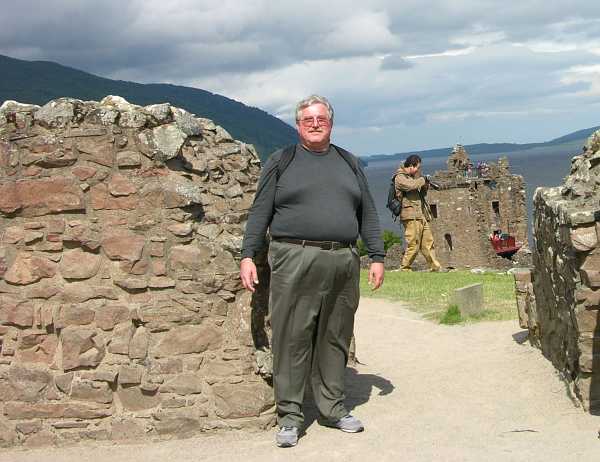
3, 0, 600, 155
381, 55, 414, 70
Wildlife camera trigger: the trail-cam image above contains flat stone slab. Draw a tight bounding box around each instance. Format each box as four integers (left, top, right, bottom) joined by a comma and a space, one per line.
451, 283, 484, 316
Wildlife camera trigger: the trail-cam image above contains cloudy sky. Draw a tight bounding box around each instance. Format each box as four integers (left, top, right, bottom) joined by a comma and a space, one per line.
2, 0, 600, 156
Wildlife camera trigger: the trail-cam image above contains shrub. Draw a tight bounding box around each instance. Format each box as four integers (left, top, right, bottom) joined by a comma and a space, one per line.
382, 230, 402, 252
440, 305, 462, 325
357, 230, 402, 257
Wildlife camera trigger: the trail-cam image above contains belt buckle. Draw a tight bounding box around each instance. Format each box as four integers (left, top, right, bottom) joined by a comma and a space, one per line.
325, 241, 335, 250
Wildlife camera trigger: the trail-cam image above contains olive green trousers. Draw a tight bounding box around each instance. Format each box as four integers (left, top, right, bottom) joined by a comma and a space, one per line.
269, 240, 360, 428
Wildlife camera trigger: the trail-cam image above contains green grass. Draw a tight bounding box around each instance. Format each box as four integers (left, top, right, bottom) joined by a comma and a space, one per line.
360, 269, 517, 323
439, 305, 462, 325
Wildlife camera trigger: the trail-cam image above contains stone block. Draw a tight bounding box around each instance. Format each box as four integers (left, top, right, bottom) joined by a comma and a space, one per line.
578, 336, 600, 373
54, 372, 75, 394
17, 332, 58, 364
116, 151, 142, 168
129, 327, 149, 359
108, 322, 135, 355
75, 139, 114, 167
575, 309, 600, 333
0, 177, 85, 217
24, 282, 60, 302
90, 183, 138, 210
152, 408, 203, 435
0, 298, 34, 327
154, 325, 223, 357
34, 99, 75, 128
110, 418, 146, 440
450, 283, 484, 317
59, 249, 101, 280
159, 373, 204, 395
80, 368, 118, 383
148, 276, 175, 289
167, 223, 193, 236
70, 378, 113, 404
7, 364, 52, 402
212, 381, 273, 419
114, 277, 148, 291
571, 224, 598, 251
0, 420, 17, 447
3, 401, 112, 420
95, 305, 132, 330
101, 230, 145, 262
60, 326, 105, 371
23, 430, 57, 448
72, 166, 98, 181
118, 386, 160, 411
61, 283, 119, 303
3, 252, 57, 285
118, 365, 143, 384
169, 245, 211, 272
60, 304, 95, 326
108, 173, 137, 196
15, 420, 42, 435
580, 269, 600, 288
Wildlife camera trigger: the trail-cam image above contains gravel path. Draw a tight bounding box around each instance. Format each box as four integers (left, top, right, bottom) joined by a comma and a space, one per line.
3, 298, 599, 462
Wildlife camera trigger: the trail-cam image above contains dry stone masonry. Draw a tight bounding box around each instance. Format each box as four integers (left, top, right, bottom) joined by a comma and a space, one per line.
0, 96, 274, 448
519, 130, 600, 413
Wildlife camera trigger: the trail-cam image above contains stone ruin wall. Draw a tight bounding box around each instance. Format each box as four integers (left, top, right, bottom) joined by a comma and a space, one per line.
518, 130, 600, 412
426, 146, 528, 269
0, 96, 274, 448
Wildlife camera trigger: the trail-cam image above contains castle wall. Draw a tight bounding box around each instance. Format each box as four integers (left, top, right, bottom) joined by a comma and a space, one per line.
0, 97, 273, 448
425, 148, 527, 269
522, 130, 600, 412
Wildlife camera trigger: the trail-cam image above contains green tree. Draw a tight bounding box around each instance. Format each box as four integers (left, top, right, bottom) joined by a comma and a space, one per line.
382, 230, 402, 252
357, 230, 402, 257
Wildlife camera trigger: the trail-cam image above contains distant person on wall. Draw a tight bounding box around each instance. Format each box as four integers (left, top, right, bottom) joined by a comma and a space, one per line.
395, 154, 442, 272
239, 95, 385, 448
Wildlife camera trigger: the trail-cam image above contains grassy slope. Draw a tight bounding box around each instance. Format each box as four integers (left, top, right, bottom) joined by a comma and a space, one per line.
360, 270, 517, 323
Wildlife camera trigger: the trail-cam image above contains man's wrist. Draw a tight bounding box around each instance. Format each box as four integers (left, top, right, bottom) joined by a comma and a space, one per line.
240, 250, 255, 260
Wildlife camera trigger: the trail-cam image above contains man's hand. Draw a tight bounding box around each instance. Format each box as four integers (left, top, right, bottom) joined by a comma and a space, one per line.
368, 262, 384, 291
240, 257, 259, 292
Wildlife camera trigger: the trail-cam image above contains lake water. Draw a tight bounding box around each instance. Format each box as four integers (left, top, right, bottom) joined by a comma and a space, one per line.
364, 147, 576, 245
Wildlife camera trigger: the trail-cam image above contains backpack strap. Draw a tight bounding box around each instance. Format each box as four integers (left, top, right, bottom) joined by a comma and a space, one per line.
276, 144, 297, 181
331, 144, 359, 175
276, 143, 360, 181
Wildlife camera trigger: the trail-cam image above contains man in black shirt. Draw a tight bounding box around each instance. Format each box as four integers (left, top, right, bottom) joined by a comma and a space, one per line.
240, 95, 384, 447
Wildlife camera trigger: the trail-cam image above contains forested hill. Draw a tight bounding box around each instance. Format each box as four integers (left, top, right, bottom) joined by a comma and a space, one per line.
0, 54, 297, 160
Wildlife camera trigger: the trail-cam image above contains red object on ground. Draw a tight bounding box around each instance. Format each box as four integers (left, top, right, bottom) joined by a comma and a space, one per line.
490, 234, 521, 258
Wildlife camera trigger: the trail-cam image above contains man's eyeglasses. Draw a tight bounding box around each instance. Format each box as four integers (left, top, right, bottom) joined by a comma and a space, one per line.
299, 116, 330, 127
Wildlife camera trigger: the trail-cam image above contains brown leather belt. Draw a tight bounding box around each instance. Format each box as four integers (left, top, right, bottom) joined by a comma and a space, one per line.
273, 238, 354, 251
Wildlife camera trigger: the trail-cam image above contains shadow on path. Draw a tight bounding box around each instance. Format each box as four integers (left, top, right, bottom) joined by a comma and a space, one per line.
512, 330, 529, 345
302, 367, 394, 431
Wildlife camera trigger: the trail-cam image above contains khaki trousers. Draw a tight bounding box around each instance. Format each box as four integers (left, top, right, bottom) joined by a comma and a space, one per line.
269, 240, 360, 428
401, 218, 441, 271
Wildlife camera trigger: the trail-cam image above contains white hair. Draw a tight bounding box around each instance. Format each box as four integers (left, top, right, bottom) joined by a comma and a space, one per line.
295, 95, 334, 122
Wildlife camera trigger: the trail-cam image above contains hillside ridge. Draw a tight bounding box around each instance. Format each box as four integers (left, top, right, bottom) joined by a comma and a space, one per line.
0, 54, 297, 160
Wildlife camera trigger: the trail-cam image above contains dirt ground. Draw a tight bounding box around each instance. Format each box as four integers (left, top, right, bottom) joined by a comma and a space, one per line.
2, 298, 599, 462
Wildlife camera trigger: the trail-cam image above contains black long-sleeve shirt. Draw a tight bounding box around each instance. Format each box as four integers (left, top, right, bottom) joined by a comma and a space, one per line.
241, 144, 385, 263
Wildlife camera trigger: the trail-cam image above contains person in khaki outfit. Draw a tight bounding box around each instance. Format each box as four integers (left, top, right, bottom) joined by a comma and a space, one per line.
394, 154, 442, 271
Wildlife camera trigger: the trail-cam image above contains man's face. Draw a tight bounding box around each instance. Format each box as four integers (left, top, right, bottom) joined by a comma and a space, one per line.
408, 163, 421, 176
296, 103, 332, 152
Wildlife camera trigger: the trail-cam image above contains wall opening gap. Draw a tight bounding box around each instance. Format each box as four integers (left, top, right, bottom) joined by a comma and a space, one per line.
444, 233, 453, 251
